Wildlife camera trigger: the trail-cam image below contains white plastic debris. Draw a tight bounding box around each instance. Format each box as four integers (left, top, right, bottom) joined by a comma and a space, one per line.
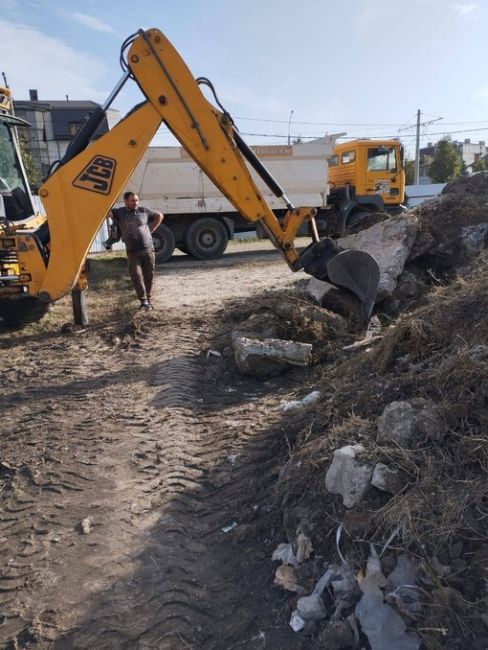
206, 349, 221, 358
289, 610, 306, 632
296, 594, 327, 621
355, 545, 421, 650
271, 543, 298, 567
221, 521, 238, 533
280, 391, 321, 412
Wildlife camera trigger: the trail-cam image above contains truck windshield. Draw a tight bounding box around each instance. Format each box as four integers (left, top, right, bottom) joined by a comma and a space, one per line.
367, 147, 397, 172
0, 120, 33, 220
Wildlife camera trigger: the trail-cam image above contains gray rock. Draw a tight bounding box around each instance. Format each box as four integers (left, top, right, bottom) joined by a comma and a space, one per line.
377, 399, 446, 448
325, 444, 373, 508
296, 594, 327, 621
461, 223, 488, 255
233, 336, 312, 378
338, 214, 418, 300
371, 463, 405, 494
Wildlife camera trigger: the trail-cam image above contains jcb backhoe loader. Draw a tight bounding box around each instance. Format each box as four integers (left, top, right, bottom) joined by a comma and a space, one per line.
0, 28, 379, 327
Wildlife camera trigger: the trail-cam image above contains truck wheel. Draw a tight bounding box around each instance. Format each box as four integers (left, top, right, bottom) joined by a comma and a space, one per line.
183, 218, 229, 260
153, 224, 176, 263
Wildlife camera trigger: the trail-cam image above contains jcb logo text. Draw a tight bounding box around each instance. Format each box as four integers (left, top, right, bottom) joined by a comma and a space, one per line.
73, 156, 116, 195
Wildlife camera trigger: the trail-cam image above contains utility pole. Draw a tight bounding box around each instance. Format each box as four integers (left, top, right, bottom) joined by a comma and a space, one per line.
414, 109, 421, 185
287, 109, 294, 146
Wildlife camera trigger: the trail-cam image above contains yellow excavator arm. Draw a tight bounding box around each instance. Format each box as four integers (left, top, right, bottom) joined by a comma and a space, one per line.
0, 28, 379, 326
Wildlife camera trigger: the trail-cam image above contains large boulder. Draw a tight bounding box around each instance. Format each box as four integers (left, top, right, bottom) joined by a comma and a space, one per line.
338, 214, 418, 300
233, 336, 312, 378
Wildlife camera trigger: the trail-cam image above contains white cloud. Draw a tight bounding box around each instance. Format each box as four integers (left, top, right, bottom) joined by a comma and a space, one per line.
73, 13, 115, 34
0, 19, 107, 100
452, 2, 478, 17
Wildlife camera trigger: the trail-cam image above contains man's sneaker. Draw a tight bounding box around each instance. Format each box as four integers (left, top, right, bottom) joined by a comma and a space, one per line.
139, 301, 151, 311
147, 302, 155, 311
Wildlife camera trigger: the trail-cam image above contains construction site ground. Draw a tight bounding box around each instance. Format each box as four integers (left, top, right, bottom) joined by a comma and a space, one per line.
1, 177, 487, 650
0, 242, 315, 649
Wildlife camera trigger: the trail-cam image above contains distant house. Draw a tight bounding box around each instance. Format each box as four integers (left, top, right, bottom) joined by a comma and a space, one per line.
14, 89, 120, 184
419, 138, 488, 183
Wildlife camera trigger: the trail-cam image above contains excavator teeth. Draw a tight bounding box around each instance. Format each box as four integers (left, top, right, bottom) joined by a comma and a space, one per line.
298, 238, 380, 321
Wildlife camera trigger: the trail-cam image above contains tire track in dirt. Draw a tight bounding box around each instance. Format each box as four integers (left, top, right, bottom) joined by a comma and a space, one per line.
0, 249, 305, 649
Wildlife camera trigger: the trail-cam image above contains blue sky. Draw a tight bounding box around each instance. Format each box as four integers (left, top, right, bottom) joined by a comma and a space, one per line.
1, 0, 487, 156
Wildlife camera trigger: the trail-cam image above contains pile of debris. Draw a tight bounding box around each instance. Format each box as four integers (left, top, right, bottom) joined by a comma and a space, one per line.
217, 173, 488, 648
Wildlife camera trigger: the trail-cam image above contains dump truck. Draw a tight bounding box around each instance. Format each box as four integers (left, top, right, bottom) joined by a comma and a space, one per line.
121, 137, 405, 263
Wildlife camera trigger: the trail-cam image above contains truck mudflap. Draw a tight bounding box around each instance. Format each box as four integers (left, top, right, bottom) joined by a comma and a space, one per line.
298, 238, 380, 321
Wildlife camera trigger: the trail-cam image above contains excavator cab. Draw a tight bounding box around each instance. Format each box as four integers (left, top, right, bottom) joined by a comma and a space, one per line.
0, 114, 36, 222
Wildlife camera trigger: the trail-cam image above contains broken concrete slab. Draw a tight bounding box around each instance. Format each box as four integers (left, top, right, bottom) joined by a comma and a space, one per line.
338, 214, 418, 300
233, 336, 312, 378
325, 444, 373, 508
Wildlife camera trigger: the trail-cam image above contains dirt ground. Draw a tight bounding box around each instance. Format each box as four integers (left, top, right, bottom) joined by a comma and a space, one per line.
0, 244, 316, 650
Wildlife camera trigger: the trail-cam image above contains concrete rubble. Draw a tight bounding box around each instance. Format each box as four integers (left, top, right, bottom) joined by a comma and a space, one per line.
325, 444, 373, 508
232, 336, 312, 378
377, 399, 446, 447
338, 214, 419, 300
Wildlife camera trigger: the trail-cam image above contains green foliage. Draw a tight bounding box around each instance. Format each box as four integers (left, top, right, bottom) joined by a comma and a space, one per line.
0, 132, 12, 181
404, 159, 415, 185
472, 158, 487, 172
429, 138, 462, 182
19, 140, 40, 187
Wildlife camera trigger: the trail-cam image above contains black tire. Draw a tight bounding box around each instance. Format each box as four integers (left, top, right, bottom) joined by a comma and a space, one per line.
153, 224, 176, 263
0, 297, 49, 326
183, 218, 229, 260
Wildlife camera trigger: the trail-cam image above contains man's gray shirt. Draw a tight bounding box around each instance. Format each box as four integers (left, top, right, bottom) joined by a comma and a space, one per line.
112, 206, 157, 253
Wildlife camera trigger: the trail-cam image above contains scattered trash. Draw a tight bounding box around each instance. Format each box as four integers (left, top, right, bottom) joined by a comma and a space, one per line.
280, 391, 321, 412
221, 521, 238, 533
272, 542, 298, 567
289, 610, 305, 632
296, 532, 313, 563
206, 349, 221, 358
296, 593, 327, 621
355, 545, 421, 650
80, 516, 93, 535
274, 565, 306, 593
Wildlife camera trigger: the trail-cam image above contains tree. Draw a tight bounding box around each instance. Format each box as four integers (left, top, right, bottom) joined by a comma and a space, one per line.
19, 140, 40, 188
428, 137, 462, 182
472, 158, 487, 173
404, 159, 415, 185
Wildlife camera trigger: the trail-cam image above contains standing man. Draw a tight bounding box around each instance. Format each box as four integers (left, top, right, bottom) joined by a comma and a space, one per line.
109, 192, 163, 310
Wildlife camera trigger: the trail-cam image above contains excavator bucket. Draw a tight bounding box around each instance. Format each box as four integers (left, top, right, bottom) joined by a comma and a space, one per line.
299, 238, 380, 321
